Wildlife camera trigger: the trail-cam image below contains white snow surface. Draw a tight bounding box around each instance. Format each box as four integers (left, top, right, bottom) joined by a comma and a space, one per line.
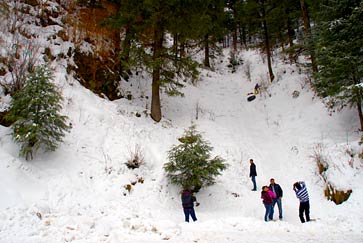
1, 3, 363, 242
1, 48, 362, 242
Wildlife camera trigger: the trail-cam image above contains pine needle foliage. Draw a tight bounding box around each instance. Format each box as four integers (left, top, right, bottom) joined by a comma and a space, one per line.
312, 0, 363, 130
164, 125, 227, 191
314, 1, 363, 108
6, 65, 71, 160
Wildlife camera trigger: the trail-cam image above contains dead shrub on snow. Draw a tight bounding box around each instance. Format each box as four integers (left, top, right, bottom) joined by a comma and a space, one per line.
125, 144, 145, 169
311, 143, 328, 175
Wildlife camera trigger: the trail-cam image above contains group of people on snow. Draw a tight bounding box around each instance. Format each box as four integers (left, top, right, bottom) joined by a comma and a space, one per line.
260, 179, 283, 221
251, 158, 310, 223
250, 159, 310, 223
181, 158, 310, 223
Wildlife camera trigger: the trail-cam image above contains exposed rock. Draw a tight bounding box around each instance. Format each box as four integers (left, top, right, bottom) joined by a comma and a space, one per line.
324, 183, 352, 205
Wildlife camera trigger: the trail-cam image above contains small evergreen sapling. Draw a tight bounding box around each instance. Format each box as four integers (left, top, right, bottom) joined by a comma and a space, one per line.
6, 65, 71, 160
164, 125, 227, 191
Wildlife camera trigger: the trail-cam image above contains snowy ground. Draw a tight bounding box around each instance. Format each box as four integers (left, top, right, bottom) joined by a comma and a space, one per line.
0, 1, 363, 241
1, 48, 363, 243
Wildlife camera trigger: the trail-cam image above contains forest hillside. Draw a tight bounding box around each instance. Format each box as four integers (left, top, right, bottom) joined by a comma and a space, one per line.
0, 1, 363, 242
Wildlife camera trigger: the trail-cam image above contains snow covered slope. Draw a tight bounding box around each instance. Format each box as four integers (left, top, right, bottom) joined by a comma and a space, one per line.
1, 48, 362, 243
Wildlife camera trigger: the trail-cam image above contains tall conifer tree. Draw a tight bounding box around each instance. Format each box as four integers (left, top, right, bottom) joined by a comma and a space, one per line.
6, 65, 70, 160
113, 0, 200, 122
198, 0, 226, 68
164, 125, 227, 191
314, 0, 363, 130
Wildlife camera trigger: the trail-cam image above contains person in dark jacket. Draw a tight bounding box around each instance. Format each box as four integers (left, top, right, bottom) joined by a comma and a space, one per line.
261, 186, 273, 221
293, 181, 310, 223
269, 178, 283, 220
249, 159, 257, 191
181, 189, 199, 222
254, 83, 260, 95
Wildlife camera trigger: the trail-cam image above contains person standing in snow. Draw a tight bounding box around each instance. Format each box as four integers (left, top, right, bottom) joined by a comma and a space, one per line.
181, 189, 199, 222
293, 181, 310, 223
249, 159, 257, 191
254, 83, 260, 95
261, 186, 274, 221
269, 178, 283, 220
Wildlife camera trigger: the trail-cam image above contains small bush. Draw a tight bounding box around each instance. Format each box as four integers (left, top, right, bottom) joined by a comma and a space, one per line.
311, 143, 328, 175
292, 90, 300, 98
124, 184, 132, 193
227, 52, 242, 73
126, 145, 144, 169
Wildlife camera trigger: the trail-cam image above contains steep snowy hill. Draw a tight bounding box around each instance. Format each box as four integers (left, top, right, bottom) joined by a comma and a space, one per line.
1, 48, 363, 243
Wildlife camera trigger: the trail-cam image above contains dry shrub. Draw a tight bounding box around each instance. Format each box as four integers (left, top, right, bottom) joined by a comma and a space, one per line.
126, 144, 145, 169
124, 184, 132, 192
311, 143, 328, 175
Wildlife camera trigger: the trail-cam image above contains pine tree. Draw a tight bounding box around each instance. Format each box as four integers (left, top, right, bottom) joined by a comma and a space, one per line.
164, 125, 227, 191
313, 0, 363, 130
242, 0, 276, 81
269, 0, 301, 61
104, 0, 145, 81
6, 65, 71, 160
109, 0, 208, 122
197, 0, 226, 68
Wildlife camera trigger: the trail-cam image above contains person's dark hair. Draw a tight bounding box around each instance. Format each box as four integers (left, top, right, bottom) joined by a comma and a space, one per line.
294, 182, 301, 190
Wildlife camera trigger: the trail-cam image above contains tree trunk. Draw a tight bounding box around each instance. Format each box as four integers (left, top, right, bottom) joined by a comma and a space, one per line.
180, 41, 186, 58
204, 35, 210, 68
300, 0, 318, 73
122, 27, 132, 62
353, 75, 363, 131
232, 28, 238, 52
357, 100, 363, 131
173, 33, 178, 62
232, 7, 238, 52
150, 17, 164, 122
261, 2, 274, 82
151, 71, 161, 122
239, 26, 247, 49
278, 27, 284, 51
120, 25, 132, 80
287, 16, 295, 64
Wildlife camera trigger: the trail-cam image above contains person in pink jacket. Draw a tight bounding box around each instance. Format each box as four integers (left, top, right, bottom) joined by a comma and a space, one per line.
261, 186, 275, 221
268, 187, 276, 200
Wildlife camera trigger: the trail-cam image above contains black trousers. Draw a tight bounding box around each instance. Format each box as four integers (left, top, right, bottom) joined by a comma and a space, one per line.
299, 201, 310, 223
